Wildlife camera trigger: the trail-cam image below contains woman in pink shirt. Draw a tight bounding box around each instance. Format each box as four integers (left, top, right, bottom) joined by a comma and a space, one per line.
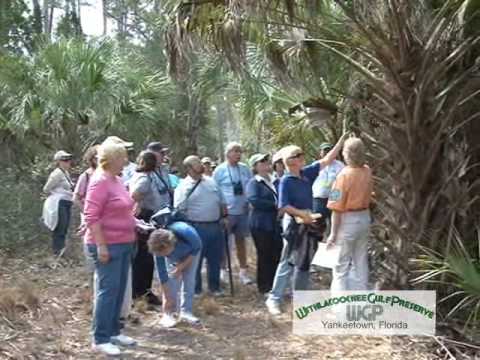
84, 139, 138, 356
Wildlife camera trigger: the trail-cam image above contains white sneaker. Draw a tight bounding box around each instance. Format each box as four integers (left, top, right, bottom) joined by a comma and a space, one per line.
111, 334, 137, 347
179, 312, 201, 325
220, 269, 228, 283
92, 342, 121, 356
210, 289, 225, 297
239, 269, 253, 285
265, 299, 282, 316
159, 313, 177, 328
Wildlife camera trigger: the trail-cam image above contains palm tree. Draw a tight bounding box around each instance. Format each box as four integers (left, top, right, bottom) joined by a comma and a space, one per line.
165, 0, 480, 338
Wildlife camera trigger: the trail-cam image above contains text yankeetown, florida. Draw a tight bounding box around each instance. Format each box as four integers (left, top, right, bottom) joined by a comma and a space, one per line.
293, 291, 436, 336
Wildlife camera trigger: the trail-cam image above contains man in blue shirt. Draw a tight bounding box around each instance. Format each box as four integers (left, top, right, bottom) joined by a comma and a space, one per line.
148, 222, 202, 327
213, 142, 253, 285
265, 134, 347, 315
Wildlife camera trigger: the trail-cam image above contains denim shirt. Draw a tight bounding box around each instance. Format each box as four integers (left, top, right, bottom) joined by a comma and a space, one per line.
213, 162, 253, 216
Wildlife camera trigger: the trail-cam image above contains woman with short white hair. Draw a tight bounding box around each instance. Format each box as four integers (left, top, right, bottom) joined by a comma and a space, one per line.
83, 138, 138, 356
327, 137, 373, 291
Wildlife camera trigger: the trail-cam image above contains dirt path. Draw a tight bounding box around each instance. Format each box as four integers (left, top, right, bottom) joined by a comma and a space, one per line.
0, 249, 437, 359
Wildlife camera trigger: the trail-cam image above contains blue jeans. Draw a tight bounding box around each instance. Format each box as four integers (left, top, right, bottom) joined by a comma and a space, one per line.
166, 253, 200, 314
313, 197, 331, 219
88, 243, 133, 345
292, 268, 310, 290
52, 200, 72, 254
192, 222, 223, 293
267, 239, 293, 303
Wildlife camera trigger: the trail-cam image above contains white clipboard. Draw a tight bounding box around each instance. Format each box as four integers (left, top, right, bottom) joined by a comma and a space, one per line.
311, 243, 341, 269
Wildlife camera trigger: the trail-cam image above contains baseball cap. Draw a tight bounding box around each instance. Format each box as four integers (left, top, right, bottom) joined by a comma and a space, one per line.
103, 136, 134, 148
201, 157, 213, 164
320, 142, 333, 151
272, 150, 284, 164
54, 150, 72, 161
249, 153, 269, 168
147, 142, 169, 153
281, 145, 304, 162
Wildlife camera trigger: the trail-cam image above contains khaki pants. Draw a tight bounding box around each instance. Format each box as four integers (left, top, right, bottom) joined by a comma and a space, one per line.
331, 210, 370, 291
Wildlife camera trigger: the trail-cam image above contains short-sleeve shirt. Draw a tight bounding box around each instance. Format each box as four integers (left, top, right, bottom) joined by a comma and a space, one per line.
174, 175, 225, 222
168, 174, 181, 189
312, 160, 345, 198
121, 162, 137, 187
129, 171, 170, 212
73, 168, 95, 205
213, 162, 252, 216
327, 165, 373, 212
278, 161, 320, 211
156, 221, 203, 283
167, 221, 202, 262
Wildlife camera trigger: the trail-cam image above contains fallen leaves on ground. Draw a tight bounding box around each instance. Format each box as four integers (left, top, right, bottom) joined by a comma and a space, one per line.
0, 247, 439, 360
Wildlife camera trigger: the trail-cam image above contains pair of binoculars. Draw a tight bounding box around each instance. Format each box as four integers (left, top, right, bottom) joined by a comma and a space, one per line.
232, 181, 244, 196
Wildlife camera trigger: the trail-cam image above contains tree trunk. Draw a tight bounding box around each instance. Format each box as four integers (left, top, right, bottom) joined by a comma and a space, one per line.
70, 0, 82, 35
48, 5, 54, 35
215, 96, 226, 161
102, 0, 107, 35
116, 0, 127, 39
154, 0, 161, 14
77, 0, 81, 24
42, 0, 49, 34
32, 0, 42, 35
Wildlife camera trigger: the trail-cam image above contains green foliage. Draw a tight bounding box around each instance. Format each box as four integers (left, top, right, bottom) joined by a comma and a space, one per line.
0, 38, 224, 164
0, 0, 33, 54
55, 11, 83, 39
412, 233, 480, 336
0, 167, 49, 252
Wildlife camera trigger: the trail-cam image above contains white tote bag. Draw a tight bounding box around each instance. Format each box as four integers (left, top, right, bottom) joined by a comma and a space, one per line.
311, 242, 341, 269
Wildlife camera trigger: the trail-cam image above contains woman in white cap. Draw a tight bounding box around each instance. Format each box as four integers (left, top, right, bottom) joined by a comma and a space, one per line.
42, 150, 74, 255
246, 153, 283, 294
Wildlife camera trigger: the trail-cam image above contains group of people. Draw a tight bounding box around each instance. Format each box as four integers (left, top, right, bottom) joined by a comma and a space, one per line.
41, 134, 373, 356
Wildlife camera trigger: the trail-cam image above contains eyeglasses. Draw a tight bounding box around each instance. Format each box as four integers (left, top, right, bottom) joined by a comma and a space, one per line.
288, 152, 304, 160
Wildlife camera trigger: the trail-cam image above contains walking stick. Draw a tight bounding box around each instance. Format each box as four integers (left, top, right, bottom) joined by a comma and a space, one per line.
224, 230, 235, 297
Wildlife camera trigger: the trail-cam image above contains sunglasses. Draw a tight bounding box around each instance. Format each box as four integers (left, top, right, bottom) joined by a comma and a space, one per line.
288, 152, 304, 160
